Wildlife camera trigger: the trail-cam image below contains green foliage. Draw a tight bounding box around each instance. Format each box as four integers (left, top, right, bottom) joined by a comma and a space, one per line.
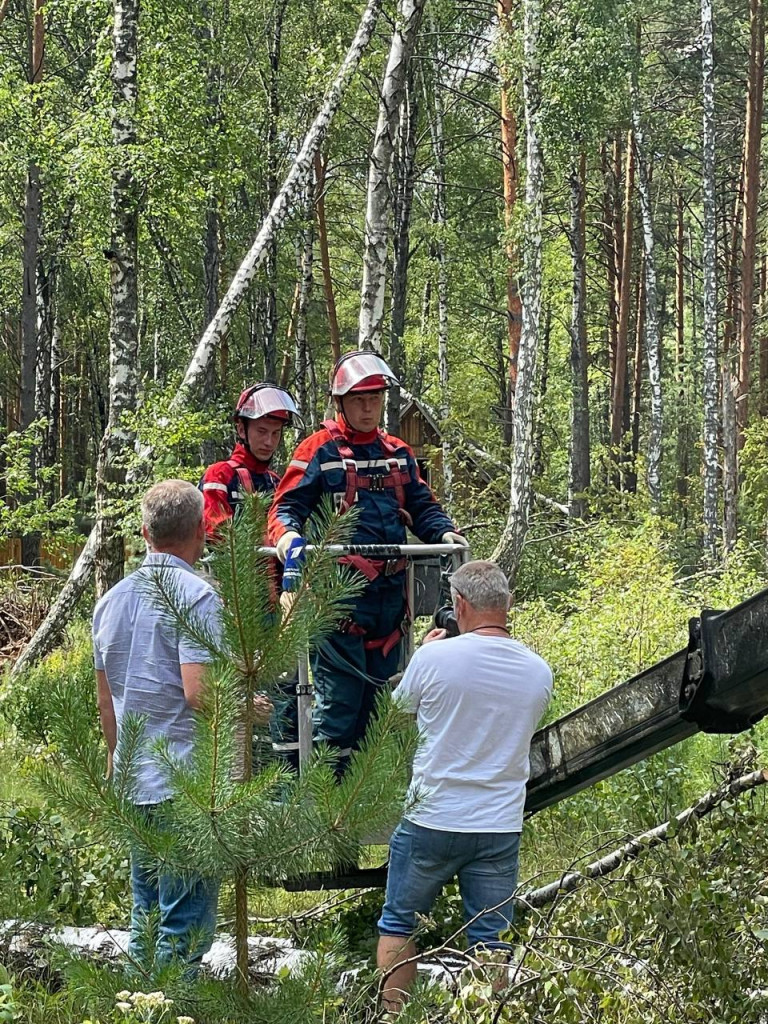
0, 801, 130, 927
0, 422, 78, 549
34, 495, 416, 984
0, 623, 96, 747
512, 518, 692, 716
538, 0, 631, 151
738, 417, 768, 536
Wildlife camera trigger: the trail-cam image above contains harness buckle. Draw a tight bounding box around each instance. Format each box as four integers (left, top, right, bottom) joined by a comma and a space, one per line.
368, 474, 385, 493
383, 557, 406, 577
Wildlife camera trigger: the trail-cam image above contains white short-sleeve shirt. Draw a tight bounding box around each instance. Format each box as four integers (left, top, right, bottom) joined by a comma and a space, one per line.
393, 633, 552, 832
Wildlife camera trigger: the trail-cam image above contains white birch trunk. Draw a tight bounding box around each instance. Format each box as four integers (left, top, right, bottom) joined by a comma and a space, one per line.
521, 769, 768, 911
631, 90, 663, 513
701, 0, 719, 559
387, 70, 419, 437
491, 0, 543, 584
13, 0, 386, 676
10, 530, 99, 679
358, 0, 426, 351
173, 0, 384, 410
94, 0, 141, 596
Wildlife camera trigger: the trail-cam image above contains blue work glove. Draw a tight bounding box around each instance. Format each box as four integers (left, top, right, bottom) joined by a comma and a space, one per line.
281, 535, 307, 592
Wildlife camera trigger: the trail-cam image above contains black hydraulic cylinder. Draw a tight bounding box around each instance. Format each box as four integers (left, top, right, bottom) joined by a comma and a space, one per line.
680, 585, 768, 732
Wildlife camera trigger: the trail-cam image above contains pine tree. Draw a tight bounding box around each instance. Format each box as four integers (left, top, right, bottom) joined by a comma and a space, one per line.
38, 496, 417, 994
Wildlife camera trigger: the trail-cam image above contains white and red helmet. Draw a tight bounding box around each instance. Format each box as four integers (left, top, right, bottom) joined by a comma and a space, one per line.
234, 384, 301, 425
331, 351, 398, 397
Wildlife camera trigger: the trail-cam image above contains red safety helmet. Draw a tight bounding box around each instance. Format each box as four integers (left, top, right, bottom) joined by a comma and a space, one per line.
330, 351, 398, 397
234, 384, 301, 426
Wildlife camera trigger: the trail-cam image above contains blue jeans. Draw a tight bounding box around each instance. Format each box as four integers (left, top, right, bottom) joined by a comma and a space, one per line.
378, 820, 522, 951
130, 805, 219, 967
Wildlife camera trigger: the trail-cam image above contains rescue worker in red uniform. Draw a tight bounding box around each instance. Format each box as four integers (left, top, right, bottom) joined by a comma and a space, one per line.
200, 383, 302, 768
200, 384, 300, 538
268, 351, 467, 771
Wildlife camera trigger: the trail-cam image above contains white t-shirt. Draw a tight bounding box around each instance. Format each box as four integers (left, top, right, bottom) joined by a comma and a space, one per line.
393, 632, 553, 833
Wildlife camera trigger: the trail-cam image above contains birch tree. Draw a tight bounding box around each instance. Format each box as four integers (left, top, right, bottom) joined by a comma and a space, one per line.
93, 0, 141, 595
492, 0, 543, 583
497, 0, 522, 443
675, 190, 688, 506
358, 0, 426, 351
386, 67, 418, 437
631, 82, 663, 512
611, 130, 634, 475
423, 41, 453, 505
628, 254, 646, 494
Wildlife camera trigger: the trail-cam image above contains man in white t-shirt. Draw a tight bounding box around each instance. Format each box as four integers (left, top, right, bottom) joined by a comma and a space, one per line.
376, 560, 553, 1012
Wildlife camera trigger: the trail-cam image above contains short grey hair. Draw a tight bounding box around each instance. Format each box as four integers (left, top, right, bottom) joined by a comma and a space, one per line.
450, 560, 510, 613
141, 479, 203, 547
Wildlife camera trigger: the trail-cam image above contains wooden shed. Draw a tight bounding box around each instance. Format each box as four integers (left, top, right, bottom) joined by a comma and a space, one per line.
399, 396, 493, 500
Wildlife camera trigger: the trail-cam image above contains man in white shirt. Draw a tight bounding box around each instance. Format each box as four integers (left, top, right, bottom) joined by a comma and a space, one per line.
377, 560, 553, 1012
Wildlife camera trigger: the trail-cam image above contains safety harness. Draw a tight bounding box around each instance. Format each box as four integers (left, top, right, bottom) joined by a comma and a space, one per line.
323, 419, 413, 519
322, 419, 412, 657
227, 460, 255, 498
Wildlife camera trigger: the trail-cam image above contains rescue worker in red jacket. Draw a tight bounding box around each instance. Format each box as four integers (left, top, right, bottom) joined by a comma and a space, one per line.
268, 351, 467, 772
200, 382, 302, 768
200, 384, 300, 538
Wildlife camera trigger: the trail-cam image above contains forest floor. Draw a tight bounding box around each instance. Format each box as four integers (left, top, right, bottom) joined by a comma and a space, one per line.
0, 572, 49, 663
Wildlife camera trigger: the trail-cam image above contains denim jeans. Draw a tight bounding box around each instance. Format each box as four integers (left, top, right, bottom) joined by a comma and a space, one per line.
378, 819, 522, 951
130, 804, 219, 968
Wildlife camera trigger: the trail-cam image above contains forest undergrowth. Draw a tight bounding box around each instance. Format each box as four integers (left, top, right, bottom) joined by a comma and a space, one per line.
1, 516, 768, 1021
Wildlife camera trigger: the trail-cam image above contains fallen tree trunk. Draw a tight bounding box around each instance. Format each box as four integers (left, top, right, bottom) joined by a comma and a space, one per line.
174, 0, 383, 409
9, 532, 98, 680
520, 767, 768, 911
0, 922, 312, 982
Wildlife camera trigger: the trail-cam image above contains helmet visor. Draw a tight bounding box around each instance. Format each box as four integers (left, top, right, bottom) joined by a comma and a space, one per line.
332, 353, 398, 396
237, 385, 301, 425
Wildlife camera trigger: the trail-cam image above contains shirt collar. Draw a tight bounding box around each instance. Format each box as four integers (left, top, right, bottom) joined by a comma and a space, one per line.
142, 551, 197, 573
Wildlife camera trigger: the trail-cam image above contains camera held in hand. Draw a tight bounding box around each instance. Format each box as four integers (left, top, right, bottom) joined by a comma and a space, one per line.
432, 565, 459, 637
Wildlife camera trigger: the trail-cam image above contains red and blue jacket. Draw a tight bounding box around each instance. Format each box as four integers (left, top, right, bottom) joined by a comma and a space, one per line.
200, 442, 281, 540
268, 415, 455, 554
